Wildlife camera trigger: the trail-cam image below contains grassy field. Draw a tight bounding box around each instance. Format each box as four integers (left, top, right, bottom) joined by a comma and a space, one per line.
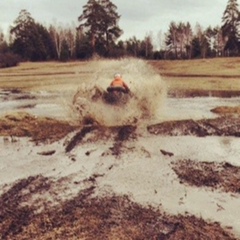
0, 58, 240, 92
149, 58, 240, 91
0, 61, 91, 91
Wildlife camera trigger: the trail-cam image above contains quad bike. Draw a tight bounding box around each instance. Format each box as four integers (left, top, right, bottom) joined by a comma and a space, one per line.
103, 86, 131, 105
72, 85, 138, 125
73, 85, 133, 117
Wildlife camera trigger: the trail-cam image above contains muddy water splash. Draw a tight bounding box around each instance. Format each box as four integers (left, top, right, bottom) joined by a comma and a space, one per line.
72, 58, 166, 126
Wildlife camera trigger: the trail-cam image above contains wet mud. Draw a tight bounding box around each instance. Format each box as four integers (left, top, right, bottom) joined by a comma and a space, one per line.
0, 89, 36, 101
0, 112, 77, 143
1, 59, 240, 239
0, 176, 236, 240
147, 116, 240, 137
173, 160, 240, 194
168, 89, 240, 98
65, 124, 137, 155
0, 113, 240, 238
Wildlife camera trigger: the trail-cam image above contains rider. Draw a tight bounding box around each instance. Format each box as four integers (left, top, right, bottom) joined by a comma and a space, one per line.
107, 73, 130, 94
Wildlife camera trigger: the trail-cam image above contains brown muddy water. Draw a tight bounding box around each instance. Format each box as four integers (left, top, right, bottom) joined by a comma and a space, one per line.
1, 88, 240, 122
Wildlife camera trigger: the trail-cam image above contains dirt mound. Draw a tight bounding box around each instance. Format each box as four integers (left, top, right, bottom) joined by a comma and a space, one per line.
0, 176, 236, 240
147, 117, 240, 137
172, 160, 240, 194
211, 106, 240, 116
0, 112, 77, 143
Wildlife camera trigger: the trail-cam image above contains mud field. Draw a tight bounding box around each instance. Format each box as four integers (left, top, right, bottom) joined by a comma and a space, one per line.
0, 113, 239, 239
0, 59, 240, 239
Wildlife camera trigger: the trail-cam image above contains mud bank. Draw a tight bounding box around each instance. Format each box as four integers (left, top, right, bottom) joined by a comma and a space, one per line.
168, 89, 240, 98
148, 116, 240, 137
0, 112, 77, 143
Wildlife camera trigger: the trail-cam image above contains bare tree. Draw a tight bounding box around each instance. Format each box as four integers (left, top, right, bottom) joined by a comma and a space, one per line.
214, 27, 226, 56
165, 21, 178, 58
49, 21, 65, 59
165, 21, 193, 59
65, 22, 77, 58
156, 30, 165, 51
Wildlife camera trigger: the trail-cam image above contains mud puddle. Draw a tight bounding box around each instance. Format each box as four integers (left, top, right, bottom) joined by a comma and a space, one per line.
163, 97, 240, 120
0, 89, 71, 120
1, 87, 240, 123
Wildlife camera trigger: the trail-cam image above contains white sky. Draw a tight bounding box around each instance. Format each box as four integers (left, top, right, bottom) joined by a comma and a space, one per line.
0, 0, 228, 41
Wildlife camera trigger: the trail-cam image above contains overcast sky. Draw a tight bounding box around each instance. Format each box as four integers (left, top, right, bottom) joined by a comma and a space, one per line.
0, 0, 228, 40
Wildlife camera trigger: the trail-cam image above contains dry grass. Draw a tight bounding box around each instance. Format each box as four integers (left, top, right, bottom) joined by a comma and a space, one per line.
1, 58, 240, 92
149, 58, 240, 76
0, 112, 77, 143
0, 61, 92, 91
149, 58, 240, 91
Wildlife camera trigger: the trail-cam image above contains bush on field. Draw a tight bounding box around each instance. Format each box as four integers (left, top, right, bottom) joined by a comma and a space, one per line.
0, 53, 20, 68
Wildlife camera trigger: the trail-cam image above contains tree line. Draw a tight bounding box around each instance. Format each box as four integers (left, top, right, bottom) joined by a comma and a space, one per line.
0, 0, 239, 66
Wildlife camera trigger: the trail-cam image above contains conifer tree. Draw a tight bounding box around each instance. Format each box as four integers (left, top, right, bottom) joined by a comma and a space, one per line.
221, 0, 240, 55
78, 0, 122, 56
10, 10, 53, 60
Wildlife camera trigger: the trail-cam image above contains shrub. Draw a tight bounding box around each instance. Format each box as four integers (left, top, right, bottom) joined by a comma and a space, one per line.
0, 52, 20, 68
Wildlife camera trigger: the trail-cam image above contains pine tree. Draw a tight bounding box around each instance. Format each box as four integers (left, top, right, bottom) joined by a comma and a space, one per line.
10, 10, 54, 61
221, 0, 240, 55
78, 0, 122, 56
10, 9, 35, 59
